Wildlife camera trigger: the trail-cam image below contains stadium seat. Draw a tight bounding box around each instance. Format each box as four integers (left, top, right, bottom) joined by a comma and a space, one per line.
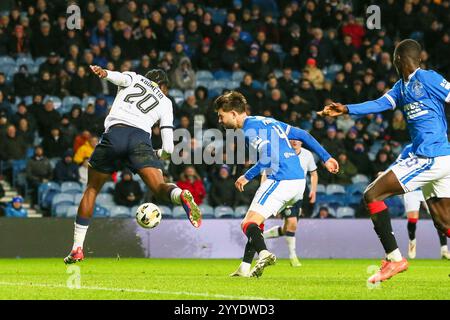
158, 205, 173, 218
312, 204, 336, 218
43, 95, 62, 110
23, 95, 33, 105
199, 204, 214, 218
66, 206, 78, 218
214, 206, 234, 218
34, 56, 47, 67
252, 80, 263, 90
61, 182, 82, 194
74, 193, 83, 205
62, 96, 82, 110
51, 193, 75, 212
38, 182, 60, 204
93, 205, 110, 218
234, 206, 248, 218
346, 182, 367, 195
172, 206, 186, 219
336, 207, 355, 219
195, 79, 210, 88
54, 204, 72, 217
196, 70, 214, 81
326, 194, 347, 206
316, 184, 326, 195
184, 89, 195, 99
96, 193, 115, 206
0, 56, 15, 66
82, 96, 96, 108
208, 80, 226, 90
326, 184, 346, 194
110, 206, 132, 218
101, 181, 116, 193
213, 70, 232, 80
16, 56, 34, 68
231, 71, 245, 82
352, 174, 370, 184
168, 89, 183, 98
345, 194, 362, 205
227, 81, 240, 89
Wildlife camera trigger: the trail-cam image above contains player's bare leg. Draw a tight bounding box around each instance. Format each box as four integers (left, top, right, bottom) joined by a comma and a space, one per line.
64, 166, 110, 264
406, 211, 419, 259
424, 198, 450, 259
138, 167, 202, 228
364, 170, 409, 283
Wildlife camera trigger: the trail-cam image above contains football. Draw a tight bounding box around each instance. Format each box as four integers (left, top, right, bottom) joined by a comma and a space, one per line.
135, 203, 162, 229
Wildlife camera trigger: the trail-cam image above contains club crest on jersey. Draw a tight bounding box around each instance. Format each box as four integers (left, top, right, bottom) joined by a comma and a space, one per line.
411, 80, 424, 98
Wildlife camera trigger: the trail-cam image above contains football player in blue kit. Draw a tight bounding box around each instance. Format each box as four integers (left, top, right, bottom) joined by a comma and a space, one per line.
319, 39, 450, 283
215, 91, 339, 277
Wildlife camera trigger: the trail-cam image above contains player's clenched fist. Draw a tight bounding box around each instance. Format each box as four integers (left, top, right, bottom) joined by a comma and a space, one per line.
317, 102, 348, 117
235, 175, 249, 192
324, 158, 339, 174
90, 65, 107, 78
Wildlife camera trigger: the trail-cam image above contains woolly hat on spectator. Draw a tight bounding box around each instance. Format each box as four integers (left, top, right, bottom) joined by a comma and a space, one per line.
306, 58, 316, 66
12, 196, 23, 203
219, 164, 231, 175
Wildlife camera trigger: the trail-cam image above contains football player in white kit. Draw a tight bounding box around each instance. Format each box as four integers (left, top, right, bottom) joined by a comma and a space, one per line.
263, 140, 318, 267
396, 145, 450, 259
64, 66, 202, 264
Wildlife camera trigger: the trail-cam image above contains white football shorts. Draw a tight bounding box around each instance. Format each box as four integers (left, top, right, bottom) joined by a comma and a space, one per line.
249, 178, 306, 219
403, 189, 425, 213
391, 154, 450, 200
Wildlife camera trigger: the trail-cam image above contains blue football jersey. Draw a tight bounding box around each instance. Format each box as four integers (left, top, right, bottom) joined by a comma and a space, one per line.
243, 116, 304, 181
348, 68, 450, 158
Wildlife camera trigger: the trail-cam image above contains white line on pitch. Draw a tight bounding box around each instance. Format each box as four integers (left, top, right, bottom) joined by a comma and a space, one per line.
0, 281, 277, 300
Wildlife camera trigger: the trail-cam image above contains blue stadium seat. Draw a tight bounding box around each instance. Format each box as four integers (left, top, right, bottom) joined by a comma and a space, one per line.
43, 95, 62, 110
82, 96, 96, 108
110, 206, 132, 218
168, 89, 183, 98
199, 204, 214, 218
0, 56, 15, 66
62, 96, 82, 110
23, 95, 33, 105
207, 88, 222, 98
352, 174, 370, 184
227, 81, 240, 89
61, 182, 82, 194
326, 194, 347, 206
345, 194, 362, 205
158, 205, 173, 218
96, 193, 114, 206
172, 206, 186, 219
51, 193, 75, 212
213, 70, 232, 80
336, 207, 355, 219
252, 80, 263, 90
38, 182, 60, 204
326, 184, 346, 194
101, 181, 115, 193
231, 71, 245, 82
74, 193, 83, 205
209, 8, 227, 24
16, 56, 34, 68
93, 205, 110, 218
346, 182, 367, 195
54, 204, 72, 217
214, 206, 234, 218
208, 80, 227, 90
34, 56, 47, 67
195, 79, 210, 88
66, 206, 78, 218
234, 206, 248, 218
196, 70, 214, 81
184, 89, 195, 99
316, 184, 326, 195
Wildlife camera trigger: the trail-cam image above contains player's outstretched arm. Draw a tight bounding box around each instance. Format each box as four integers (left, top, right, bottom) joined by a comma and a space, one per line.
318, 95, 394, 118
286, 126, 339, 174
89, 65, 132, 87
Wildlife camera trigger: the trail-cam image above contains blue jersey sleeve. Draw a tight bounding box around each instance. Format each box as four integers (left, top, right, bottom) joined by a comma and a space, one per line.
243, 126, 274, 181
420, 70, 450, 104
279, 122, 331, 163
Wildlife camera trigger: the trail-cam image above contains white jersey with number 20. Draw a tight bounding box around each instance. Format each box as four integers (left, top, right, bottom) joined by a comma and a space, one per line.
104, 71, 174, 136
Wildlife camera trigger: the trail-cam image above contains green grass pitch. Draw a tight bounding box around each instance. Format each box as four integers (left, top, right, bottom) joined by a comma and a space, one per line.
0, 258, 448, 299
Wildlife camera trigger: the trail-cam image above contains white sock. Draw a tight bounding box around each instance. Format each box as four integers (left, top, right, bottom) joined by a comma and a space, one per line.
73, 223, 89, 250
441, 245, 448, 253
386, 248, 403, 262
263, 226, 281, 239
410, 239, 416, 245
239, 262, 251, 274
170, 187, 182, 205
285, 236, 297, 259
258, 249, 270, 259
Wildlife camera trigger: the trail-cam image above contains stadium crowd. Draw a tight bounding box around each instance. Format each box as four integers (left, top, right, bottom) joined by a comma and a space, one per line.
0, 0, 449, 217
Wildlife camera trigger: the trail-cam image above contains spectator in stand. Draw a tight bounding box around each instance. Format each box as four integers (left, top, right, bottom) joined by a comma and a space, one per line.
387, 110, 409, 143
335, 151, 357, 185
42, 127, 69, 158
53, 150, 79, 183
372, 150, 391, 179
35, 100, 61, 138
5, 196, 28, 218
209, 165, 236, 207
80, 104, 103, 135
172, 56, 196, 91
73, 130, 91, 153
0, 124, 27, 161
59, 115, 77, 145
348, 139, 373, 177
26, 146, 52, 206
176, 166, 206, 205
74, 135, 98, 164
13, 65, 33, 97
315, 206, 335, 219
321, 127, 345, 158
16, 118, 34, 146
30, 21, 57, 57
113, 169, 143, 207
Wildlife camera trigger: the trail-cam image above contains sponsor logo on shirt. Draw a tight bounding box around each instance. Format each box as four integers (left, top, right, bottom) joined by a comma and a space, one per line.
404, 101, 429, 120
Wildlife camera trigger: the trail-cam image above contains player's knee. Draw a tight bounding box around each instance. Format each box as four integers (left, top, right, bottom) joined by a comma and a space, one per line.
363, 188, 378, 204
